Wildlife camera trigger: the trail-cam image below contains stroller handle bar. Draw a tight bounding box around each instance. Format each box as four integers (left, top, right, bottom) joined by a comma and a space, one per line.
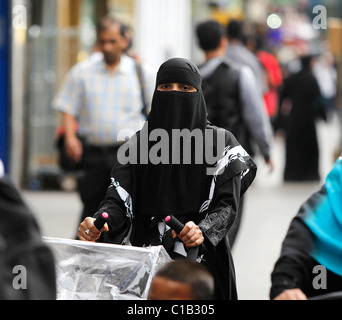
308, 291, 342, 300
164, 215, 199, 263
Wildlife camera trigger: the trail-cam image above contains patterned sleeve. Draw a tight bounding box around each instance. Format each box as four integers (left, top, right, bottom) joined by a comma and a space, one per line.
198, 129, 257, 247
198, 174, 241, 247
94, 163, 132, 244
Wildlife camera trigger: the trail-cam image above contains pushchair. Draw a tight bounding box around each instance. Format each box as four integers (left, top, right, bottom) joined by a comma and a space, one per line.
44, 237, 171, 300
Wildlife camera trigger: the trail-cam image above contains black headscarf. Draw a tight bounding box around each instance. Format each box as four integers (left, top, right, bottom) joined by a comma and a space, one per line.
135, 58, 208, 217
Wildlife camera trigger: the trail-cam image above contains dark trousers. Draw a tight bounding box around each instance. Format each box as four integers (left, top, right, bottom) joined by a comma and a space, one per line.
77, 144, 121, 230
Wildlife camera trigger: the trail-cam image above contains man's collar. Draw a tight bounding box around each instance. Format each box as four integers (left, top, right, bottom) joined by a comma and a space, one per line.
99, 54, 131, 74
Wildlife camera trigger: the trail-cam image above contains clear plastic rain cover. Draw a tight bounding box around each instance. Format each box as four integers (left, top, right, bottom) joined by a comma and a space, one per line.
43, 237, 171, 300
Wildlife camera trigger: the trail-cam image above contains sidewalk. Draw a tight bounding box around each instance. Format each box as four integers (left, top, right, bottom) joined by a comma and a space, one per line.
22, 190, 82, 239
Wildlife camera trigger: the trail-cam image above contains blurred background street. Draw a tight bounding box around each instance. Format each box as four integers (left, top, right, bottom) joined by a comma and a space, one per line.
2, 0, 342, 188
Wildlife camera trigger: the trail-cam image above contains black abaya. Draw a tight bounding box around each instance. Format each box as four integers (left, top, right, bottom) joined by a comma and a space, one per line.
280, 66, 321, 181
94, 58, 257, 300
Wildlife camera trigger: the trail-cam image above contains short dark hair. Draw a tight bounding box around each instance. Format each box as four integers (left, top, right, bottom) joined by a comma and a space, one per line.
96, 16, 125, 37
226, 19, 243, 40
196, 20, 225, 51
155, 260, 215, 300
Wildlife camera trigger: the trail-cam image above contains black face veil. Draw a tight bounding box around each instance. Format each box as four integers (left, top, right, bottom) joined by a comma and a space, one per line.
134, 58, 208, 217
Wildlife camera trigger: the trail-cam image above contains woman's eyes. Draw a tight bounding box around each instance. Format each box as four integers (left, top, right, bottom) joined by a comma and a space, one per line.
157, 84, 197, 92
180, 84, 198, 92
156, 84, 171, 90
161, 84, 171, 90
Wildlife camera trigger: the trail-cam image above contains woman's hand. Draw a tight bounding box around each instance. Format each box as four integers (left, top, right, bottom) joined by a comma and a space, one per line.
65, 134, 83, 162
78, 217, 109, 242
273, 289, 307, 300
172, 221, 204, 248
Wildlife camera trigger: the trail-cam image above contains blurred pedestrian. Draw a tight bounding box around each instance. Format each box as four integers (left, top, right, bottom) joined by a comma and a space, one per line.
53, 16, 155, 232
77, 57, 257, 300
270, 157, 342, 300
279, 54, 322, 182
0, 162, 56, 300
245, 34, 283, 127
312, 50, 337, 121
196, 20, 273, 247
148, 260, 215, 300
226, 19, 268, 98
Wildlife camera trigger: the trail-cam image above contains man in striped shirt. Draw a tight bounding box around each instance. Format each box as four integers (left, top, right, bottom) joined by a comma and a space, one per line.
53, 16, 155, 231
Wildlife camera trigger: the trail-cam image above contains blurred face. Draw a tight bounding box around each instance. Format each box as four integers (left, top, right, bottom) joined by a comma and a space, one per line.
148, 276, 194, 300
97, 25, 128, 66
157, 83, 197, 92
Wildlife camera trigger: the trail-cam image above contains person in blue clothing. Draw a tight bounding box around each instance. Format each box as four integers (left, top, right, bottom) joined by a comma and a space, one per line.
270, 157, 342, 300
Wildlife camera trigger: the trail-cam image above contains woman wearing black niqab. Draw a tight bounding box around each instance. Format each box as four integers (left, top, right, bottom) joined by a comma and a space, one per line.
78, 58, 257, 300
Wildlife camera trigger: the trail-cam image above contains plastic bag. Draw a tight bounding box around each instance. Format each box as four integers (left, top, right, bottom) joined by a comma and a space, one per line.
43, 237, 171, 300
